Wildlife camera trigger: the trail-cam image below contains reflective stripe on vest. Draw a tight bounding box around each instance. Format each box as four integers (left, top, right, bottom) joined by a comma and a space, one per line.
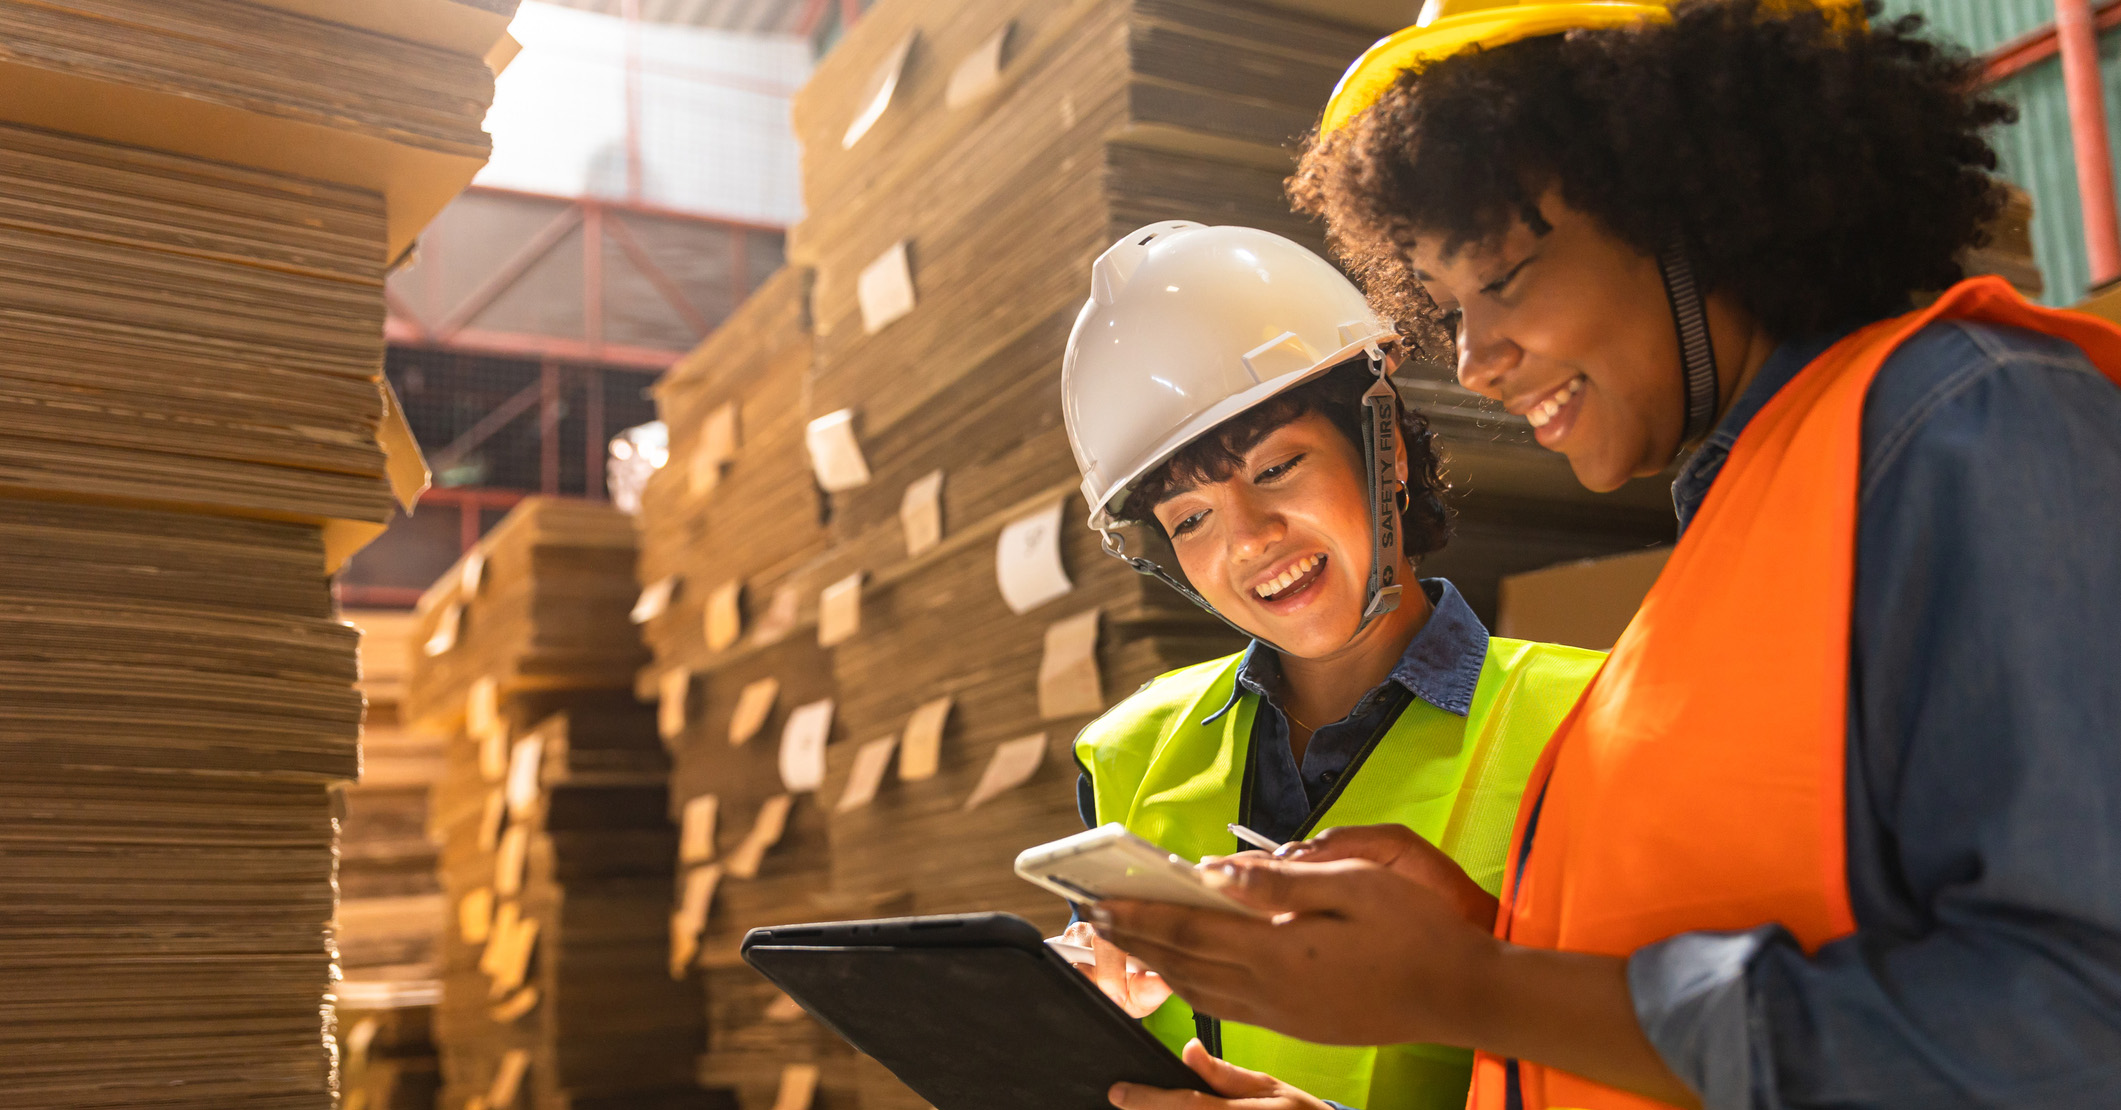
1077, 636, 1603, 1110
1471, 278, 2121, 1110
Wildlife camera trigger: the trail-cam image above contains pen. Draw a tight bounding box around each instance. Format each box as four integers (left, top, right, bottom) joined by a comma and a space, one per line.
1225, 822, 1284, 853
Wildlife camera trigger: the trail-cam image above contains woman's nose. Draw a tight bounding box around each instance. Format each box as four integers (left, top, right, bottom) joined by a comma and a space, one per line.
1224, 498, 1284, 560
1455, 313, 1521, 399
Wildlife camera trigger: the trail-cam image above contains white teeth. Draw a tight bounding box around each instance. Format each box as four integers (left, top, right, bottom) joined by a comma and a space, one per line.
1525, 377, 1584, 430
1255, 554, 1323, 599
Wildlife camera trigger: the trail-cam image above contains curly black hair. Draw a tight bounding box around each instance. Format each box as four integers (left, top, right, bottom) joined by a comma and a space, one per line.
1120, 360, 1454, 561
1288, 0, 2017, 347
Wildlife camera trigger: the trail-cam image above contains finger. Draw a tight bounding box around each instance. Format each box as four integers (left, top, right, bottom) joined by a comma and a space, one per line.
1180, 1039, 1280, 1098
1124, 967, 1173, 1016
1108, 1080, 1224, 1110
1199, 857, 1384, 915
1062, 921, 1098, 946
1095, 901, 1267, 966
1092, 933, 1132, 1008
1282, 824, 1415, 865
1197, 849, 1269, 868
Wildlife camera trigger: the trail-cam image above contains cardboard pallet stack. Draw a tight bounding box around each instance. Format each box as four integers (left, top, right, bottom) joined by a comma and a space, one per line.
337, 609, 448, 1110
634, 3, 1435, 1108
0, 3, 514, 1106
408, 499, 717, 1110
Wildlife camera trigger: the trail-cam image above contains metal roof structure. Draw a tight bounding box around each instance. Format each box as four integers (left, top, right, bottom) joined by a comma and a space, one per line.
538, 0, 821, 34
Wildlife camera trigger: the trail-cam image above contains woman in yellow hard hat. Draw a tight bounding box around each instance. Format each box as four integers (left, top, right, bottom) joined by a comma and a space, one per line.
1089, 2, 2121, 1110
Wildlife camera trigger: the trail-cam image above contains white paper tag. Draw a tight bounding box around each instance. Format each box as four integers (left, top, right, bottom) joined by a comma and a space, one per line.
504, 735, 544, 819
946, 23, 1009, 108
725, 794, 795, 880
898, 696, 953, 781
963, 733, 1049, 810
996, 501, 1073, 614
730, 677, 780, 747
857, 239, 917, 334
1038, 608, 1104, 719
679, 793, 719, 865
836, 735, 901, 813
817, 572, 863, 648
658, 667, 691, 742
424, 601, 462, 656
705, 580, 744, 652
772, 1062, 822, 1110
751, 583, 799, 646
632, 575, 677, 624
900, 469, 945, 558
805, 409, 873, 492
842, 32, 915, 149
780, 698, 835, 793
460, 549, 487, 597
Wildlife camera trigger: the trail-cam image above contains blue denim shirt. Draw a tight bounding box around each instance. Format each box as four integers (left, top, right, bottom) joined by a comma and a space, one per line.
1628, 319, 2121, 1108
1075, 578, 1490, 844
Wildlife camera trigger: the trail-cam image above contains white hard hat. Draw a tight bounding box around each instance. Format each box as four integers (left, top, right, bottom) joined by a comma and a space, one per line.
1062, 221, 1394, 530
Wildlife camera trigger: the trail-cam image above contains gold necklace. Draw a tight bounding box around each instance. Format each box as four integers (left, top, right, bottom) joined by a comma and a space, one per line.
1284, 705, 1317, 734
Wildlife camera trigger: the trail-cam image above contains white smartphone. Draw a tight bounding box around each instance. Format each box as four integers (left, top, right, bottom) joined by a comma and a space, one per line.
1014, 823, 1267, 918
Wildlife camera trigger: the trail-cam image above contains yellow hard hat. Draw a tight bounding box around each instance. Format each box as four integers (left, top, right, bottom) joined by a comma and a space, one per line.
1319, 0, 1865, 136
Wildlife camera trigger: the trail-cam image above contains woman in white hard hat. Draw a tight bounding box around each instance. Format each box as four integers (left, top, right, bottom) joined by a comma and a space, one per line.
1092, 3, 2121, 1110
1054, 219, 1605, 1110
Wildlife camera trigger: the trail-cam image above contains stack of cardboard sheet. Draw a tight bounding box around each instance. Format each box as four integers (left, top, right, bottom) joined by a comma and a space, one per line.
0, 502, 352, 1107
0, 3, 515, 1105
336, 610, 448, 1110
410, 498, 714, 1110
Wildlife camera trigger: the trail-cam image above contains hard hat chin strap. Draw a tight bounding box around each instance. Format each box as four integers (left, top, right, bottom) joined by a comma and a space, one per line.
1096, 350, 1406, 654
1657, 237, 1719, 453
1354, 351, 1405, 629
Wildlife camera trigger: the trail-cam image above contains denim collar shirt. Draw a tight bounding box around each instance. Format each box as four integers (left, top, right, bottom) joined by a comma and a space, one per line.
1074, 578, 1490, 848
1627, 318, 2121, 1109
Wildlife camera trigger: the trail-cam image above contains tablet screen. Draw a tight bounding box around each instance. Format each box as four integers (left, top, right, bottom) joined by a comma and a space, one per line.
746, 938, 1209, 1110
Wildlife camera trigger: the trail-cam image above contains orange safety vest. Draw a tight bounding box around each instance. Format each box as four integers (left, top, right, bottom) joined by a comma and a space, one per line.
1469, 277, 2121, 1110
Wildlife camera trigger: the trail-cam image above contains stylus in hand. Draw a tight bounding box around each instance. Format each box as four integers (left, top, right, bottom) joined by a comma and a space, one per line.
1226, 823, 1284, 854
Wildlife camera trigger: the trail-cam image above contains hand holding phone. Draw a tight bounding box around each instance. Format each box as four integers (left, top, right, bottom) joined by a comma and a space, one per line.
1015, 824, 1268, 918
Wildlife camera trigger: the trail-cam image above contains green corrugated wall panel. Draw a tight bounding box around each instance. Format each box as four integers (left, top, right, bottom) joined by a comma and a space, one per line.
1876, 0, 2051, 54
1881, 0, 2121, 304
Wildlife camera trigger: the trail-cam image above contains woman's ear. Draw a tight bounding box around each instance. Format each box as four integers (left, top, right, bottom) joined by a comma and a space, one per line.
1393, 428, 1411, 488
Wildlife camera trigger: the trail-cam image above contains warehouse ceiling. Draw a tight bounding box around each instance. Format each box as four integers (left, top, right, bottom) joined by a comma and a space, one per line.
538, 0, 1424, 35
537, 0, 812, 33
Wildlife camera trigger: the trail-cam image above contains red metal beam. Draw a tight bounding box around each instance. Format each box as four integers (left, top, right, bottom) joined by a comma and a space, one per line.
584, 204, 606, 352
540, 360, 562, 496
467, 184, 786, 234
605, 212, 715, 337
428, 378, 546, 474
386, 321, 685, 371
1982, 0, 2121, 84
2058, 0, 2121, 285
795, 0, 832, 39
584, 366, 606, 499
435, 204, 585, 339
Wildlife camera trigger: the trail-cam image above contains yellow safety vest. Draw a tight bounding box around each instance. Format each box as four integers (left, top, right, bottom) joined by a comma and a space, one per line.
1076, 636, 1602, 1110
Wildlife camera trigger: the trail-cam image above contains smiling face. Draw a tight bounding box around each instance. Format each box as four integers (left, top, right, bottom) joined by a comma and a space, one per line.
1149, 411, 1411, 660
1409, 193, 1690, 492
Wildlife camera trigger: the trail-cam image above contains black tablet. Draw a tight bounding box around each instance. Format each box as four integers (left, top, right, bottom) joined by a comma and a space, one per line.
741, 912, 1213, 1110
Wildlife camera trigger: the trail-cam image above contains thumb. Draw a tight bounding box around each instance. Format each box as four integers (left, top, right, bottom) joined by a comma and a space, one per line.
1180, 1038, 1280, 1098
1201, 856, 1376, 915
